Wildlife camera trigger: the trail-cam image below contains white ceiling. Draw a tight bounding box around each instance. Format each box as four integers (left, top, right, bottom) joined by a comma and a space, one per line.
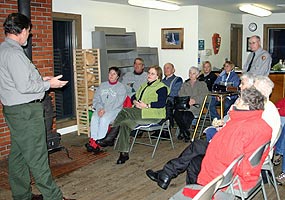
93, 0, 285, 14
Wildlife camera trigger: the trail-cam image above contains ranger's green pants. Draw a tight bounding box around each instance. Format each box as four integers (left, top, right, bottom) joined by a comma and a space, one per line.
3, 103, 62, 200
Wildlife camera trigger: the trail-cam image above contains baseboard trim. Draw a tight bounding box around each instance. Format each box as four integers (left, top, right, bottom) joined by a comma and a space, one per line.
57, 125, 78, 135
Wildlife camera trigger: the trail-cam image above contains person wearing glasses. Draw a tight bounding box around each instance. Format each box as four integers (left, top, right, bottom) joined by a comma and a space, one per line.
209, 61, 240, 120
146, 88, 271, 193
96, 65, 168, 164
243, 35, 272, 76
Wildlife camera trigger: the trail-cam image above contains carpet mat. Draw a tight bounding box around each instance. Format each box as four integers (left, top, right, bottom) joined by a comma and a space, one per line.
0, 145, 109, 190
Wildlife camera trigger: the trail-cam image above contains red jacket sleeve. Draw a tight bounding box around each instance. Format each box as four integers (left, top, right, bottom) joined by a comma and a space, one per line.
275, 97, 285, 116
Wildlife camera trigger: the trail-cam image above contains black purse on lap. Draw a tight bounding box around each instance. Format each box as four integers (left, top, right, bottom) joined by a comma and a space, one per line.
174, 96, 190, 110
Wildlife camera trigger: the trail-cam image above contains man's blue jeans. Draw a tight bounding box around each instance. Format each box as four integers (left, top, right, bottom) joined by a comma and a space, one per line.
209, 96, 236, 119
275, 117, 285, 172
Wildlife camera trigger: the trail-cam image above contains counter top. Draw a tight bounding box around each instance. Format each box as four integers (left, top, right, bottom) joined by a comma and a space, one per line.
229, 70, 285, 74
268, 70, 285, 74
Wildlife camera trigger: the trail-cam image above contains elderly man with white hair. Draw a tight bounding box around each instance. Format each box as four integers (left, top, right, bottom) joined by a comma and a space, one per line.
243, 35, 272, 76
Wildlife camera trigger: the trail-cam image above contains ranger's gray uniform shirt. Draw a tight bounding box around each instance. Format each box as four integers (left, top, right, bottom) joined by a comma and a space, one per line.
243, 47, 272, 76
0, 38, 50, 106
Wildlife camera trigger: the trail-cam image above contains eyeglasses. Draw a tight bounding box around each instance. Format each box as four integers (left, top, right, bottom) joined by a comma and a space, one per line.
148, 72, 157, 76
249, 42, 257, 45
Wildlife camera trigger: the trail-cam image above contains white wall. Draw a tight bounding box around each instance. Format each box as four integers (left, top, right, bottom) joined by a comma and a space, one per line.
53, 0, 150, 48
198, 6, 242, 70
149, 6, 199, 80
242, 13, 285, 66
55, 1, 279, 80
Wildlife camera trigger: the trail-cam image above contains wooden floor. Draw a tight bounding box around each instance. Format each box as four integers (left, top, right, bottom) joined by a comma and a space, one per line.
1, 130, 285, 200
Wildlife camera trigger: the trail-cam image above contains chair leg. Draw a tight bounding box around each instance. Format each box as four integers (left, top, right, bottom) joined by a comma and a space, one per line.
167, 126, 174, 149
261, 177, 268, 200
175, 126, 180, 138
151, 129, 162, 158
129, 129, 139, 152
265, 170, 271, 187
113, 132, 119, 149
269, 162, 281, 200
147, 131, 153, 145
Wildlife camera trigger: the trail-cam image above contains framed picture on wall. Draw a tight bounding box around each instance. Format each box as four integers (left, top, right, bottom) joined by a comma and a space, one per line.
246, 37, 252, 52
161, 28, 184, 49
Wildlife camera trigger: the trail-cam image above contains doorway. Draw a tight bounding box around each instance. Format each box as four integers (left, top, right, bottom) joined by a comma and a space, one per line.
53, 20, 74, 120
230, 24, 243, 68
52, 12, 82, 127
263, 24, 285, 67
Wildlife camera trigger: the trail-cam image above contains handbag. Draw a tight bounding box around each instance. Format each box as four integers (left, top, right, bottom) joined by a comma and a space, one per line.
174, 96, 190, 110
212, 84, 238, 93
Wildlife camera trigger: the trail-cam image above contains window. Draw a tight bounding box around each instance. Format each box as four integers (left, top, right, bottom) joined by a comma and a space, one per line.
264, 24, 285, 67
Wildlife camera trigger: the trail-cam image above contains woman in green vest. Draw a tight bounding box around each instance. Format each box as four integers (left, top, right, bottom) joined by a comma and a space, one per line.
96, 65, 169, 164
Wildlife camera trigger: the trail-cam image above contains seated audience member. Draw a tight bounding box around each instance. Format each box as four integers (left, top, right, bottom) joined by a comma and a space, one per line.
209, 61, 240, 119
198, 61, 217, 91
146, 88, 271, 192
96, 65, 168, 164
121, 57, 147, 97
174, 67, 208, 142
151, 63, 182, 138
205, 73, 255, 141
162, 63, 183, 127
85, 67, 126, 153
273, 97, 285, 184
205, 74, 280, 150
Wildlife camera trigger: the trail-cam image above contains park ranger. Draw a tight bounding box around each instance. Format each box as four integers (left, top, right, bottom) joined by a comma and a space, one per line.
243, 35, 272, 76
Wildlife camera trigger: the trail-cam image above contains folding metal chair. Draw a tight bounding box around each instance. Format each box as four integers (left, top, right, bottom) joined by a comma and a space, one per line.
262, 155, 281, 200
261, 126, 281, 200
129, 119, 174, 158
169, 154, 244, 200
219, 154, 244, 189
228, 141, 271, 200
169, 175, 224, 200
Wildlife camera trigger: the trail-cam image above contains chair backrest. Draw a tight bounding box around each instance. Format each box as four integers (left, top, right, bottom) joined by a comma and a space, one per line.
269, 125, 282, 158
193, 175, 224, 200
219, 154, 244, 189
228, 141, 271, 199
249, 141, 270, 167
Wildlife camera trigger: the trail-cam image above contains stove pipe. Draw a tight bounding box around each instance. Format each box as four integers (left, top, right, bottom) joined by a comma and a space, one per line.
18, 0, 32, 61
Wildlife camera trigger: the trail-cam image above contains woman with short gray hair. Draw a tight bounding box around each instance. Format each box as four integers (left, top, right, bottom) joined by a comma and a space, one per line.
174, 66, 208, 142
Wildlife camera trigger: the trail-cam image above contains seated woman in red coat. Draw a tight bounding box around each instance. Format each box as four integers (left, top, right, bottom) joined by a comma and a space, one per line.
146, 87, 271, 191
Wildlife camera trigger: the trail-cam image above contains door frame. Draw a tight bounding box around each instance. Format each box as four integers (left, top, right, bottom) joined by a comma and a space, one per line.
263, 24, 285, 51
52, 12, 82, 49
52, 12, 82, 128
230, 24, 243, 68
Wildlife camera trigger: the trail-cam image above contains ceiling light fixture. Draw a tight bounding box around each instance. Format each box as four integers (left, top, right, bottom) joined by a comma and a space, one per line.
239, 4, 272, 17
128, 0, 180, 11
276, 4, 285, 7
